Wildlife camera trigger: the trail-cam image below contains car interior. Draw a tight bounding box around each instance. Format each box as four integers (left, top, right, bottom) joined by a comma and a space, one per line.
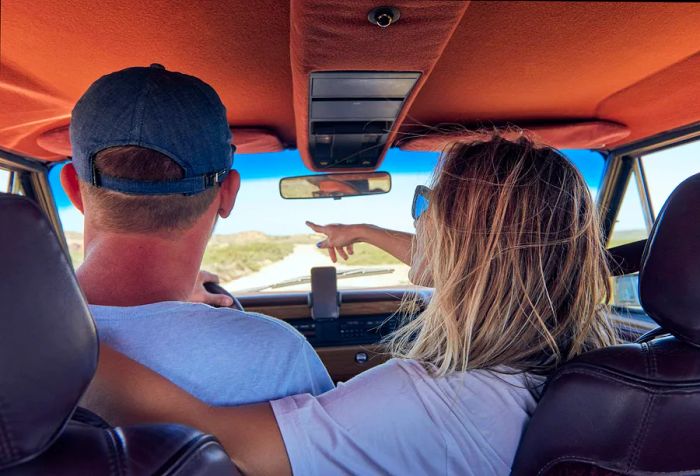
1, 1, 700, 474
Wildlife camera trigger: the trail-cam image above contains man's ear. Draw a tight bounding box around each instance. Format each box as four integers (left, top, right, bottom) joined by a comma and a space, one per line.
60, 163, 85, 214
217, 169, 240, 219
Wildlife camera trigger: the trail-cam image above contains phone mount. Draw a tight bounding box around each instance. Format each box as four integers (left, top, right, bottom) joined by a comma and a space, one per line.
309, 266, 340, 320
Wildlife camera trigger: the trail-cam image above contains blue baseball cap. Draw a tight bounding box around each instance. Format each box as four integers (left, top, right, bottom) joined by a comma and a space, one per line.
70, 64, 234, 195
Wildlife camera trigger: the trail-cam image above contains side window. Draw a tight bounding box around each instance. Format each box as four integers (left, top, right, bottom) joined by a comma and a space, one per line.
608, 169, 649, 248
0, 167, 24, 195
609, 139, 700, 312
48, 164, 84, 267
642, 140, 700, 213
608, 168, 648, 311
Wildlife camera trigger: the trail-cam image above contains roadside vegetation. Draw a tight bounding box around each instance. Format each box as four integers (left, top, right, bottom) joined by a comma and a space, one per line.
203, 237, 294, 281
342, 242, 402, 266
607, 229, 647, 248
66, 227, 639, 280
65, 231, 403, 281
65, 231, 85, 268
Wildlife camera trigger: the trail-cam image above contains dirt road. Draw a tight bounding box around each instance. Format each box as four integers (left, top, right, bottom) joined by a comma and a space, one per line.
224, 244, 410, 293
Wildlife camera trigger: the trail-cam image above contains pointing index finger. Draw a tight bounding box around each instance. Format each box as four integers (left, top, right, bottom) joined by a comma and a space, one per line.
305, 221, 325, 233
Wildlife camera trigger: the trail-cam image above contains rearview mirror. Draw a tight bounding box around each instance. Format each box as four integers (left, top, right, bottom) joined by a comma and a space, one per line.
279, 171, 391, 200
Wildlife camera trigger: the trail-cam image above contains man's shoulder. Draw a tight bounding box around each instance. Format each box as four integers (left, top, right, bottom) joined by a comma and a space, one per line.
90, 301, 305, 344
90, 301, 332, 404
224, 308, 306, 341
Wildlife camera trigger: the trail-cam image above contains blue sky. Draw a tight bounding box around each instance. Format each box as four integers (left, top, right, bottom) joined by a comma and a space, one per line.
50, 147, 606, 235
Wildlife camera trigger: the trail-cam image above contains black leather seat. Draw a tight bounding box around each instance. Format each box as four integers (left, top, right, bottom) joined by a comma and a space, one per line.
512, 173, 700, 475
0, 193, 238, 475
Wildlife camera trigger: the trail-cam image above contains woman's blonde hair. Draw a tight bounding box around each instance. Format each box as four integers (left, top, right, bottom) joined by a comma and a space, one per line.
389, 134, 618, 377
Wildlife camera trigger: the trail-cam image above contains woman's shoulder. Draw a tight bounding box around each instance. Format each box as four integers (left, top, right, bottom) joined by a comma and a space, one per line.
363, 358, 538, 386
343, 358, 539, 402
335, 358, 435, 392
356, 359, 542, 415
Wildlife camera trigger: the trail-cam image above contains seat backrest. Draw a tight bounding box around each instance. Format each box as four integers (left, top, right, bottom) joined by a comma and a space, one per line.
0, 193, 238, 475
512, 173, 700, 476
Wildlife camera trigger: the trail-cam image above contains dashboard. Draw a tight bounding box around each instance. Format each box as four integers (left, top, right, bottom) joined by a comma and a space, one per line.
238, 289, 652, 383
239, 288, 430, 382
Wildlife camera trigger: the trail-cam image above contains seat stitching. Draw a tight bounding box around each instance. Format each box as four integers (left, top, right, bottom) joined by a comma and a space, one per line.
102, 428, 121, 476
0, 394, 16, 460
642, 342, 651, 377
555, 369, 645, 389
539, 455, 700, 475
170, 447, 205, 476
539, 456, 623, 475
155, 435, 225, 475
649, 343, 658, 377
538, 359, 696, 475
112, 428, 128, 476
625, 393, 655, 472
549, 366, 700, 392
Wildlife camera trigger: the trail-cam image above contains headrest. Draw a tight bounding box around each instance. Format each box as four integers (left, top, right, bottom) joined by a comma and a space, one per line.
640, 173, 700, 346
0, 194, 97, 469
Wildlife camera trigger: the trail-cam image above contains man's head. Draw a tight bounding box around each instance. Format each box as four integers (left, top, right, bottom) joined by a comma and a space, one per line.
62, 64, 239, 236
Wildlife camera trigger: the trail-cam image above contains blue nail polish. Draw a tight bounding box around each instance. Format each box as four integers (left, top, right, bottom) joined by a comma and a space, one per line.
316, 242, 322, 248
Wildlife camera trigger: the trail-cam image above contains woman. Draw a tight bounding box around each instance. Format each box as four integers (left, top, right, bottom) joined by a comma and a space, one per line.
88, 135, 617, 475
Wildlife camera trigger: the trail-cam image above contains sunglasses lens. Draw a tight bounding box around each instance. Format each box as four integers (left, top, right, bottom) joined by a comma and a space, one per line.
414, 193, 429, 220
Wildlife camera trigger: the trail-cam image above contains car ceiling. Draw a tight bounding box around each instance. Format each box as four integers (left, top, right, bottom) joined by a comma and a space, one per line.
1, 0, 699, 166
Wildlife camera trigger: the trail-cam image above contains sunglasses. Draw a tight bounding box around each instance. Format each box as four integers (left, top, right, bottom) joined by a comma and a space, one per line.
411, 185, 431, 221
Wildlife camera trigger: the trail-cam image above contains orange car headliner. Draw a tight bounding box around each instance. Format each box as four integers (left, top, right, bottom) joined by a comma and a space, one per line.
1, 1, 699, 167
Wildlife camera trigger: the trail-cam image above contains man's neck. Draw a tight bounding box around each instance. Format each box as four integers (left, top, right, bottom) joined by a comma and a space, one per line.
77, 228, 206, 307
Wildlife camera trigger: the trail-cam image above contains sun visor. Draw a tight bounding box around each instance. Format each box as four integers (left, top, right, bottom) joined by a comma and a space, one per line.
290, 0, 470, 172
397, 121, 630, 151
35, 125, 283, 160
228, 128, 284, 154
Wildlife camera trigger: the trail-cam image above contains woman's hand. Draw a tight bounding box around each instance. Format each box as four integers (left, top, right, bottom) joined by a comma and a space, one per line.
190, 270, 234, 307
306, 221, 416, 267
306, 221, 366, 263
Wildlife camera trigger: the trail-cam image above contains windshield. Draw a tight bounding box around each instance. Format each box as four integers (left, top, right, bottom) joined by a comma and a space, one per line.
49, 148, 605, 293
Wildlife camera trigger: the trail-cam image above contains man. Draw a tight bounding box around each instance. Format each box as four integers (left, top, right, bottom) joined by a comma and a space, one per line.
61, 64, 333, 405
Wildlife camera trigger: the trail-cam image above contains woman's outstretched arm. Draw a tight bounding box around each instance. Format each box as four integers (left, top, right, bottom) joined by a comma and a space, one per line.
306, 221, 415, 264
82, 345, 291, 476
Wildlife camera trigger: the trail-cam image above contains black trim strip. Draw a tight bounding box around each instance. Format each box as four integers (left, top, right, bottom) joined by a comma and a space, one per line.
607, 239, 647, 276
597, 154, 635, 241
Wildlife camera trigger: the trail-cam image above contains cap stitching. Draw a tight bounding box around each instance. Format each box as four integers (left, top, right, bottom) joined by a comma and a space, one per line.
130, 70, 154, 146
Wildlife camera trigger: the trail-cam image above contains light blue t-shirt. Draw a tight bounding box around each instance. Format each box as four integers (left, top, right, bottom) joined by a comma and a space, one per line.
90, 301, 334, 406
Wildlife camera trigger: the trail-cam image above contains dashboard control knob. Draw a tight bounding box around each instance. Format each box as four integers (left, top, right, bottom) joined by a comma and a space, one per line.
355, 352, 369, 364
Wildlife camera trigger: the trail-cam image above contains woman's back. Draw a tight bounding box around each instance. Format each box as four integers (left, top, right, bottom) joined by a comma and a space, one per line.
271, 358, 542, 475
269, 136, 615, 475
